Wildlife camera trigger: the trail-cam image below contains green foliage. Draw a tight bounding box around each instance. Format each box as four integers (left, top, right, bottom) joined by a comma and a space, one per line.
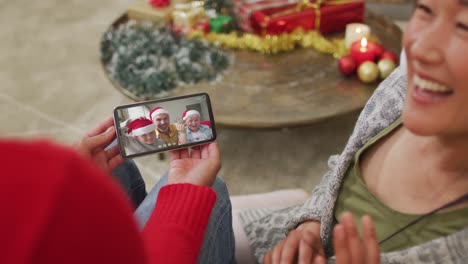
101, 21, 231, 99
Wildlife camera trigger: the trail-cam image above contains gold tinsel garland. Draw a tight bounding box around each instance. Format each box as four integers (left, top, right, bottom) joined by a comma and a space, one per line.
188, 28, 348, 57
189, 28, 382, 58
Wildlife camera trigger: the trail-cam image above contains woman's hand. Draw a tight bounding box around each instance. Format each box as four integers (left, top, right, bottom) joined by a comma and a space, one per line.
263, 220, 325, 264
74, 116, 124, 174
333, 212, 380, 264
168, 142, 221, 186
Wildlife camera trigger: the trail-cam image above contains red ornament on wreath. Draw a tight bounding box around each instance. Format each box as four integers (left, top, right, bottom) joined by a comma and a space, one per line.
380, 50, 398, 64
338, 55, 357, 76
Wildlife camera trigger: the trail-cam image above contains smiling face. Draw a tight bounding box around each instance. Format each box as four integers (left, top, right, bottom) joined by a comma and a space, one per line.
135, 131, 157, 145
185, 114, 201, 132
402, 0, 468, 138
153, 113, 170, 132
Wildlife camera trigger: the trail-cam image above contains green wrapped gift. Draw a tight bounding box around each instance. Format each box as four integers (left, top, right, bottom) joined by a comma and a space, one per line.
209, 15, 233, 33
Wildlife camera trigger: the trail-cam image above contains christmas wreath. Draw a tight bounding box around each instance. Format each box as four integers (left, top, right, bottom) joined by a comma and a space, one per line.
101, 21, 231, 99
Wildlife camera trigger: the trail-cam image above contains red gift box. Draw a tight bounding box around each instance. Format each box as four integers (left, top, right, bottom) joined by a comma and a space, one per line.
233, 0, 299, 32
250, 0, 365, 35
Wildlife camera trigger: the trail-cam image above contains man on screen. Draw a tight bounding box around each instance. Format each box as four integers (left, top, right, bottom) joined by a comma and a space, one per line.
149, 106, 185, 145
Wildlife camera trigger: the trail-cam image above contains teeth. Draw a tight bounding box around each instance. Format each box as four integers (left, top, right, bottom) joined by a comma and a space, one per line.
413, 75, 450, 93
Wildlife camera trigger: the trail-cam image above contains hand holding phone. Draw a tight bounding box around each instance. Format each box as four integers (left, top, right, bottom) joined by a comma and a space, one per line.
113, 93, 217, 159
74, 116, 124, 173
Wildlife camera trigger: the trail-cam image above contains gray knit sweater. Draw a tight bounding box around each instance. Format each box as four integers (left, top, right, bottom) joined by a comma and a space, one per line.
239, 67, 468, 263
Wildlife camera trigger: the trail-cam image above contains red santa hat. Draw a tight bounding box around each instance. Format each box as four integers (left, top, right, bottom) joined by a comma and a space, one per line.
182, 110, 200, 121
150, 106, 169, 122
127, 117, 156, 136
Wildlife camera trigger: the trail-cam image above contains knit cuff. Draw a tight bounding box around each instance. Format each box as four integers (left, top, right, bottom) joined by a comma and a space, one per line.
152, 184, 217, 238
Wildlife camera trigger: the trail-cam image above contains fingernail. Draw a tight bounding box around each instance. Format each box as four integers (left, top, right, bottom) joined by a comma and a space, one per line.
106, 126, 115, 133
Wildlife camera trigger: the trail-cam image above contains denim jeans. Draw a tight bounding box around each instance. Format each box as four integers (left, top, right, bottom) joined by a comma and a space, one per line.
111, 159, 147, 208
135, 174, 237, 264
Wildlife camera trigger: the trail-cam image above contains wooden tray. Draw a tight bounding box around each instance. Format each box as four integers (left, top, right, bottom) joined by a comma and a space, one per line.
101, 11, 402, 128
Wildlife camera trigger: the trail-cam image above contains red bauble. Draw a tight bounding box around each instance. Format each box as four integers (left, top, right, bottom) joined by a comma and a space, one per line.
368, 42, 385, 60
338, 55, 357, 76
380, 51, 398, 64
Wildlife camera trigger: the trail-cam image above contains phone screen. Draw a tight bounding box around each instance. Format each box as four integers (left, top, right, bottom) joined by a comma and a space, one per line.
113, 93, 216, 158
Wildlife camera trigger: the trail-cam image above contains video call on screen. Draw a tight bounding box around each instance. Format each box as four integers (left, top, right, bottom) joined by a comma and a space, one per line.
115, 94, 215, 157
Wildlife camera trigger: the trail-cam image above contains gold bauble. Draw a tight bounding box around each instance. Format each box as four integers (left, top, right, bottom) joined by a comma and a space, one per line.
378, 59, 397, 79
357, 61, 379, 83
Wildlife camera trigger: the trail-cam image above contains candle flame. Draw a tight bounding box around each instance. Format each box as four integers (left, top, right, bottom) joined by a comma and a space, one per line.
361, 38, 368, 47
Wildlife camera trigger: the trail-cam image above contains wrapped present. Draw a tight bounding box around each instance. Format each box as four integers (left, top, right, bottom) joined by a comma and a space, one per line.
251, 0, 365, 35
127, 0, 172, 23
210, 15, 233, 33
233, 0, 300, 32
193, 19, 211, 33
172, 1, 206, 29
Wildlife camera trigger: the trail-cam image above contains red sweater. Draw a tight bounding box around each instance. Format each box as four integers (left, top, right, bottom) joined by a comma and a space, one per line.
0, 140, 216, 264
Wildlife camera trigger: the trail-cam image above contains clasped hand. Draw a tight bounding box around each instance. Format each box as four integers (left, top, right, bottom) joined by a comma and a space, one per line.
264, 212, 380, 264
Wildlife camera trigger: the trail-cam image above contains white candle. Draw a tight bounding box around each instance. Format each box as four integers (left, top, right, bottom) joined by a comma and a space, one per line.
345, 23, 371, 48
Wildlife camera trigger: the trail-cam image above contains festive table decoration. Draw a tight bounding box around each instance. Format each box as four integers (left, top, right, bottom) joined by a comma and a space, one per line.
127, 0, 173, 23
350, 38, 377, 67
101, 21, 231, 99
233, 0, 299, 33
205, 0, 235, 19
368, 41, 385, 60
357, 61, 379, 83
338, 54, 357, 76
171, 1, 207, 32
101, 10, 402, 126
350, 37, 376, 66
248, 0, 365, 35
189, 27, 348, 56
380, 50, 398, 64
344, 23, 370, 48
338, 35, 399, 83
377, 59, 396, 79
209, 15, 233, 33
193, 19, 211, 33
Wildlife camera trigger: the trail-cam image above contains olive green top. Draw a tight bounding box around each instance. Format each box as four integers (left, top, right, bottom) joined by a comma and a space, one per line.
334, 118, 468, 252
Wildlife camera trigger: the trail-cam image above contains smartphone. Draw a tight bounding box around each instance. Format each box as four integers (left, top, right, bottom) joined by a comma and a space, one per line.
113, 93, 217, 159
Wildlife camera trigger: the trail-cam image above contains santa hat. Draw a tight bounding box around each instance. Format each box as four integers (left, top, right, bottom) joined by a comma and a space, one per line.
127, 117, 156, 136
150, 107, 169, 122
182, 109, 200, 121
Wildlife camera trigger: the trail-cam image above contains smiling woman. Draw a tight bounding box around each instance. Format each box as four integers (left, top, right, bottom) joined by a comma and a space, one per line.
237, 1, 468, 263
402, 0, 468, 137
